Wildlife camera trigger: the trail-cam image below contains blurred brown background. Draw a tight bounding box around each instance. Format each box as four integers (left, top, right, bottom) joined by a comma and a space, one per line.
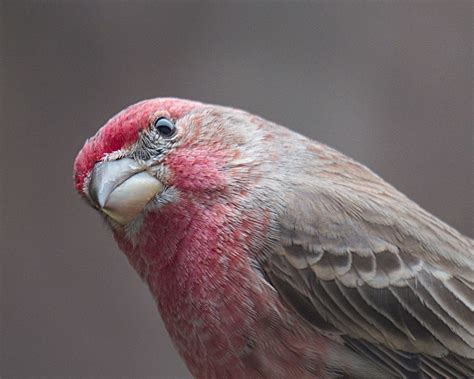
1, 1, 472, 378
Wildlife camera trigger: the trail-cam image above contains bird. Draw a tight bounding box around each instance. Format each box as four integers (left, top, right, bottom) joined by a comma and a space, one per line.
74, 98, 474, 378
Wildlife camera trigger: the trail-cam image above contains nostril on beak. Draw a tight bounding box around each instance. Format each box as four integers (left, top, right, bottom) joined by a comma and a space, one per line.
88, 165, 102, 208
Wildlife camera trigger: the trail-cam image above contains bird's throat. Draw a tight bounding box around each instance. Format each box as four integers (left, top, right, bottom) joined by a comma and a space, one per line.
113, 200, 273, 375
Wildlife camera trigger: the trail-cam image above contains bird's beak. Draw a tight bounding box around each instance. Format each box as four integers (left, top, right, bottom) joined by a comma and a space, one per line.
88, 158, 163, 225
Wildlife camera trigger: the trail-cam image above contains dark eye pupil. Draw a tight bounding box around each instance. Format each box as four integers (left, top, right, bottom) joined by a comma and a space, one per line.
154, 117, 176, 137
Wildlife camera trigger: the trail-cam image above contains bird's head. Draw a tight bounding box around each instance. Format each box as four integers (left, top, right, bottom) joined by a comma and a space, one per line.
74, 98, 267, 231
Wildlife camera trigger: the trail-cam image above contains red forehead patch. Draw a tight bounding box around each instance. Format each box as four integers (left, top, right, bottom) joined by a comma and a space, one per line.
73, 98, 202, 193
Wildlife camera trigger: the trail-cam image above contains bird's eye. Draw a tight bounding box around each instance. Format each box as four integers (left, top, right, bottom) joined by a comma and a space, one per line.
154, 117, 176, 138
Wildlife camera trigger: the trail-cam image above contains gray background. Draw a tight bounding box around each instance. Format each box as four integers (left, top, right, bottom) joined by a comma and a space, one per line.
1, 1, 472, 378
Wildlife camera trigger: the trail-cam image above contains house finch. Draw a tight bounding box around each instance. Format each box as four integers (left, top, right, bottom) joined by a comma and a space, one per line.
74, 98, 473, 378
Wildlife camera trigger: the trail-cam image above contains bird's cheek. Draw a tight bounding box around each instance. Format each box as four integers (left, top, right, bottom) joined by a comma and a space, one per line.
165, 151, 228, 194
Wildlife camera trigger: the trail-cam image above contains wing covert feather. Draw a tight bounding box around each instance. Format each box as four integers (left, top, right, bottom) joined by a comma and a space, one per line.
263, 169, 474, 377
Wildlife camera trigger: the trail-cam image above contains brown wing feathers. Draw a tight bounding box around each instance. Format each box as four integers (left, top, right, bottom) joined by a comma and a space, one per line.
264, 185, 474, 377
